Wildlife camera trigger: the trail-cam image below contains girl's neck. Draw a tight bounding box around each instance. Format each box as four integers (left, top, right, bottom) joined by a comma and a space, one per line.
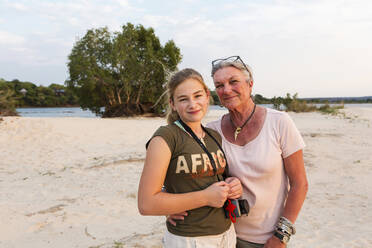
181, 120, 204, 137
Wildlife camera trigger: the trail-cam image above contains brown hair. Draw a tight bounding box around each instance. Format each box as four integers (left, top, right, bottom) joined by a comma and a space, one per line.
166, 68, 209, 124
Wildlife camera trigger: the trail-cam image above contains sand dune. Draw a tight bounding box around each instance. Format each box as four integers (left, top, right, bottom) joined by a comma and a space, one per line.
0, 107, 371, 247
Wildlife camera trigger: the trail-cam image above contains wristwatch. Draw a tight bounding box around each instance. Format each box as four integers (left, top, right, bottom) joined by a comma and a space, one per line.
274, 231, 290, 244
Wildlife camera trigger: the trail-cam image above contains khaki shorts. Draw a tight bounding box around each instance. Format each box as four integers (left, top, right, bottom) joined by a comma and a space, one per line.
163, 224, 236, 248
236, 237, 264, 248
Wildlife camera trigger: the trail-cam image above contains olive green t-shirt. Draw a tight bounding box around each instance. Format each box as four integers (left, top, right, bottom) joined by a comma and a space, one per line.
147, 123, 231, 237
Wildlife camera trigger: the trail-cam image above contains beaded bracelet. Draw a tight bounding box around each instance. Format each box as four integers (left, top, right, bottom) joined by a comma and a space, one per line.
274, 216, 296, 244
277, 216, 296, 235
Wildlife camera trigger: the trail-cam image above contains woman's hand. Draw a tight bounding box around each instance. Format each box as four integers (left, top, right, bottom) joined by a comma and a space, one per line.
166, 211, 188, 226
203, 181, 229, 207
263, 235, 286, 248
225, 177, 242, 199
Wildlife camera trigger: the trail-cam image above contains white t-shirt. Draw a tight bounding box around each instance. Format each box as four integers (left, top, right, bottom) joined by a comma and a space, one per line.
207, 108, 305, 244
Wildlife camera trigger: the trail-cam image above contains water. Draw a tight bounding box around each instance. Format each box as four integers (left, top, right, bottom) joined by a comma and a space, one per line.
16, 107, 98, 118
210, 104, 274, 110
16, 104, 372, 118
335, 103, 372, 108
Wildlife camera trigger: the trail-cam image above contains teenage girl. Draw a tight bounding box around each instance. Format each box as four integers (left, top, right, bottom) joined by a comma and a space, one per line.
138, 68, 242, 247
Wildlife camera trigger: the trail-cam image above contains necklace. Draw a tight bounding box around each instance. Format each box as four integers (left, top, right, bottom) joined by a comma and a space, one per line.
195, 130, 205, 145
229, 104, 256, 140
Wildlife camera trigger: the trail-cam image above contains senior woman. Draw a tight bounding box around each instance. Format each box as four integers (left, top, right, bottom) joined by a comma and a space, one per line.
168, 56, 308, 248
208, 56, 308, 248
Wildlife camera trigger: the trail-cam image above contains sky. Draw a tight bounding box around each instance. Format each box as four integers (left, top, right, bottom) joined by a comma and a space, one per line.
1, 0, 372, 98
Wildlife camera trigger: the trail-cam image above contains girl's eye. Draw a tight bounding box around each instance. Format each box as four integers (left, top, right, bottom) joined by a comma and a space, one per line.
179, 98, 187, 102
195, 94, 203, 98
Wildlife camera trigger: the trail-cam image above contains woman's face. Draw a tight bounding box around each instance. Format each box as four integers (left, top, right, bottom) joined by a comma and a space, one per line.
171, 78, 209, 124
213, 66, 252, 110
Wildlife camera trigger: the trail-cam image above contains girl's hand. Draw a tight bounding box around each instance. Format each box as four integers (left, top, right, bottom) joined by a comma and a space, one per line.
204, 181, 229, 207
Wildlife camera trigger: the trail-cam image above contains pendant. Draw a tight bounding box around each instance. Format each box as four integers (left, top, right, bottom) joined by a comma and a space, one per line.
234, 127, 241, 140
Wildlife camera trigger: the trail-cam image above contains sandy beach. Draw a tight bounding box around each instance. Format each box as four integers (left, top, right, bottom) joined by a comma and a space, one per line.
0, 107, 371, 248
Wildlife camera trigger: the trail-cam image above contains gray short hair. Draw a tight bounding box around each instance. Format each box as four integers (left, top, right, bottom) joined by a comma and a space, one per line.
211, 61, 254, 83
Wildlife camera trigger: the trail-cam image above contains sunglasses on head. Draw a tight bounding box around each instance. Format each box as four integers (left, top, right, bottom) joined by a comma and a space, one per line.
211, 56, 250, 74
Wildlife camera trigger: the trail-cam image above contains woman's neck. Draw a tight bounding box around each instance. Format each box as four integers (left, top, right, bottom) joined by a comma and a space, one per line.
229, 99, 255, 126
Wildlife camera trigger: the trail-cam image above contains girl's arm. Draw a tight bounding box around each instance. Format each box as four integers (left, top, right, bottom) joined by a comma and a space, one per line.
138, 136, 229, 216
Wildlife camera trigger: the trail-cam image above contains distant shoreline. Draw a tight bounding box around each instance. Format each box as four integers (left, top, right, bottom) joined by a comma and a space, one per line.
13, 103, 372, 118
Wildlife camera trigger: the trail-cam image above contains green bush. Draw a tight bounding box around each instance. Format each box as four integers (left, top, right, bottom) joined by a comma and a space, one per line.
270, 93, 345, 114
272, 93, 317, 112
317, 103, 344, 115
0, 88, 18, 116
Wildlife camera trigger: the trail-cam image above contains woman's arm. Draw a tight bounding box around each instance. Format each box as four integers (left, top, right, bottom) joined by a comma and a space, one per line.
137, 136, 230, 216
264, 149, 308, 248
281, 149, 308, 223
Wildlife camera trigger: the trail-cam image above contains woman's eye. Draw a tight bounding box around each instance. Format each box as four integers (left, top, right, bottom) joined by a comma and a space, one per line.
215, 85, 223, 89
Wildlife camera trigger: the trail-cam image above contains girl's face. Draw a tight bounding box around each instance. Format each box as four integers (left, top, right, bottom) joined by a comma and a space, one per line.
213, 66, 252, 110
171, 78, 210, 125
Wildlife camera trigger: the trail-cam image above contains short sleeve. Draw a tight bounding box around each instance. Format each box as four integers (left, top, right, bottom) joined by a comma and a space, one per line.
145, 126, 176, 153
279, 113, 305, 158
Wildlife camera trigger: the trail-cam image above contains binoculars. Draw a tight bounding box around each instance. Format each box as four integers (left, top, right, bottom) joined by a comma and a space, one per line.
224, 198, 249, 220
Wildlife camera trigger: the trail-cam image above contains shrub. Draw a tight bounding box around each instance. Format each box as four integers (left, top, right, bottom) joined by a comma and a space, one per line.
0, 88, 18, 116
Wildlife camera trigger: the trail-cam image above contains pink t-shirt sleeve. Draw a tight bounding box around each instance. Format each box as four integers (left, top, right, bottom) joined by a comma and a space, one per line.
278, 112, 305, 158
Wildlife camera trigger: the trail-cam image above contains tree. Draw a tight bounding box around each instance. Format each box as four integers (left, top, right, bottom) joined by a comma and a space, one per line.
271, 96, 283, 110
210, 90, 221, 105
253, 94, 270, 104
0, 88, 18, 116
66, 23, 182, 117
0, 79, 79, 108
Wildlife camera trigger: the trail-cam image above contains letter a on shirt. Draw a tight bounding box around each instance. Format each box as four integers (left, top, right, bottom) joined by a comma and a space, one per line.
176, 155, 190, 174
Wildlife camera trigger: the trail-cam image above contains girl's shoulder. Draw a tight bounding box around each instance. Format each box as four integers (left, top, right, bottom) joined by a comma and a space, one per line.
146, 123, 181, 149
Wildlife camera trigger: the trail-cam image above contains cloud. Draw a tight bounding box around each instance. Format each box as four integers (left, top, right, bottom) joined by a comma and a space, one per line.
142, 15, 179, 29
135, 0, 372, 97
113, 0, 130, 7
0, 30, 25, 45
7, 2, 28, 11
1, 0, 372, 96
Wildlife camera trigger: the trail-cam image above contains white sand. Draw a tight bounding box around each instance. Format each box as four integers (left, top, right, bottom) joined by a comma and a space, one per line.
0, 107, 371, 247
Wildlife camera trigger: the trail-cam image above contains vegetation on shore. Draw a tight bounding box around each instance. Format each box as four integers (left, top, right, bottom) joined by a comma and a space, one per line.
268, 93, 344, 115
0, 87, 18, 116
0, 78, 78, 110
66, 23, 181, 117
0, 78, 353, 118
